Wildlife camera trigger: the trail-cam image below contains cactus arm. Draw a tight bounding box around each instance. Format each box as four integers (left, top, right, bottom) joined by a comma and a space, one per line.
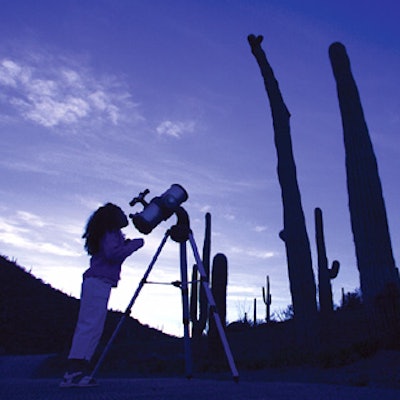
330, 260, 340, 279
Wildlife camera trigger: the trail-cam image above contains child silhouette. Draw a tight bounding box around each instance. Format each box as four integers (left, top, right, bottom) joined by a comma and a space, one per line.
60, 203, 144, 388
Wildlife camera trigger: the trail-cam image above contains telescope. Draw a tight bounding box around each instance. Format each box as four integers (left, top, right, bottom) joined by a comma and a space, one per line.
129, 184, 188, 234
90, 183, 239, 382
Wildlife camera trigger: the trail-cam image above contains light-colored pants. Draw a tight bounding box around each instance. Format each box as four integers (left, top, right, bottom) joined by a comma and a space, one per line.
68, 277, 112, 361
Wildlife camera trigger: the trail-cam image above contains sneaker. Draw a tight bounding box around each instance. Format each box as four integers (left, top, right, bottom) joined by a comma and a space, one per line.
60, 371, 83, 388
77, 375, 98, 387
59, 371, 98, 388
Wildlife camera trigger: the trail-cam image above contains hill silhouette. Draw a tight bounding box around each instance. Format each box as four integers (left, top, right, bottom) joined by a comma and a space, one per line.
2, 254, 400, 381
0, 255, 178, 359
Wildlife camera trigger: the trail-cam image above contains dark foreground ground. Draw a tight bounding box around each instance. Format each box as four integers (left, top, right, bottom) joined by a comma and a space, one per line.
2, 377, 400, 400
1, 354, 400, 400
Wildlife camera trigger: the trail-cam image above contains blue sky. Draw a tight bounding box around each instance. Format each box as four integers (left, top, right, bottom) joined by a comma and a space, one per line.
0, 0, 399, 336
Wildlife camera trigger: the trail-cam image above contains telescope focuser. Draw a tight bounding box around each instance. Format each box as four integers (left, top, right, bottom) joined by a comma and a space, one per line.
129, 189, 150, 208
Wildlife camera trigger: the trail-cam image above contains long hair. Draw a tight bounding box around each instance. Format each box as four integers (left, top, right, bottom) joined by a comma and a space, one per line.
82, 203, 128, 255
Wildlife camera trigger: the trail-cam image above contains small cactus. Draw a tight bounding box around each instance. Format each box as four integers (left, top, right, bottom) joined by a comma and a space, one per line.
210, 253, 228, 326
253, 298, 257, 326
262, 275, 272, 323
208, 253, 228, 356
315, 207, 340, 315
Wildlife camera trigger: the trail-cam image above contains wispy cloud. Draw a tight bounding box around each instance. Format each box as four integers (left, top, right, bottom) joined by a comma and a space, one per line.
0, 212, 81, 257
16, 211, 46, 227
200, 205, 211, 213
229, 245, 276, 260
156, 120, 195, 138
0, 56, 141, 129
224, 213, 236, 221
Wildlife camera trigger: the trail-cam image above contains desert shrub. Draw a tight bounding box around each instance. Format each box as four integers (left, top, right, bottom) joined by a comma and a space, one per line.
271, 304, 294, 322
341, 288, 363, 310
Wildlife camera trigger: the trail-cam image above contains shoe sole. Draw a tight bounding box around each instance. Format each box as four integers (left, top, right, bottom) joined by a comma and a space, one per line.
60, 380, 98, 388
60, 383, 98, 388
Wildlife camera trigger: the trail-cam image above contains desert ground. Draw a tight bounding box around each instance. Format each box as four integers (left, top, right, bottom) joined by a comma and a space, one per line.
1, 352, 400, 400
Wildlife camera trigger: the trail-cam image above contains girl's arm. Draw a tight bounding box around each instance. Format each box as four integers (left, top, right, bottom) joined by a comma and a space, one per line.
102, 231, 144, 262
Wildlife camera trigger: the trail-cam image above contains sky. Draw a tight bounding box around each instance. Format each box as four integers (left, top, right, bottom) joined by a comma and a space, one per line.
0, 0, 399, 337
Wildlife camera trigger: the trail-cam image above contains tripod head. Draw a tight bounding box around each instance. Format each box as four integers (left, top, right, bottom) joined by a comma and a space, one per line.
129, 184, 188, 235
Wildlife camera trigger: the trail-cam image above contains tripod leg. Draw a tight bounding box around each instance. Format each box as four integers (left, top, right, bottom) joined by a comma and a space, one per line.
188, 233, 239, 382
89, 231, 170, 379
179, 242, 193, 378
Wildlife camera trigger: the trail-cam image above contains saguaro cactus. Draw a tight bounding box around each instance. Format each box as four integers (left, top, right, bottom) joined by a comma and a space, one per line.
190, 212, 211, 339
247, 34, 317, 343
208, 253, 228, 355
262, 275, 272, 323
315, 207, 340, 315
253, 298, 257, 326
329, 42, 400, 324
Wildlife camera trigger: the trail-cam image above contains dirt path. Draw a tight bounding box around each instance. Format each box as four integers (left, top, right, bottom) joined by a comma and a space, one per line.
1, 353, 400, 399
0, 377, 399, 400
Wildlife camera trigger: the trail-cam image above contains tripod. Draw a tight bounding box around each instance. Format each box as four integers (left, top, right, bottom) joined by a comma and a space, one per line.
89, 207, 239, 382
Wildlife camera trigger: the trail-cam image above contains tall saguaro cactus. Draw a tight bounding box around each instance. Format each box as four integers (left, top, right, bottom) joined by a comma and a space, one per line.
247, 34, 317, 342
315, 207, 340, 315
328, 42, 400, 322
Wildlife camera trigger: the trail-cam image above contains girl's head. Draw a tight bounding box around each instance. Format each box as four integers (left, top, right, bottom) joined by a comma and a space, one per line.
82, 203, 129, 255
